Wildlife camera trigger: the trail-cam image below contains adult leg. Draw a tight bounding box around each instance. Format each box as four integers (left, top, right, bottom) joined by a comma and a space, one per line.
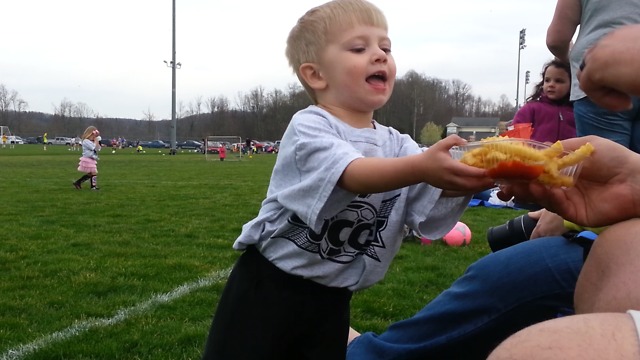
487, 312, 640, 360
575, 219, 640, 313
628, 96, 640, 153
347, 236, 583, 360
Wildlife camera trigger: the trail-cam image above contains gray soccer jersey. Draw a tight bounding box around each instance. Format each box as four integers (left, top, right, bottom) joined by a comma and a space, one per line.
234, 106, 469, 291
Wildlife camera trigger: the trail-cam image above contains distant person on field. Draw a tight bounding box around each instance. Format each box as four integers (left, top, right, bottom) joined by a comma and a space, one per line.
73, 126, 101, 190
512, 59, 576, 143
218, 143, 226, 161
244, 137, 252, 155
43, 132, 47, 151
71, 137, 79, 151
1, 134, 6, 148
199, 1, 493, 359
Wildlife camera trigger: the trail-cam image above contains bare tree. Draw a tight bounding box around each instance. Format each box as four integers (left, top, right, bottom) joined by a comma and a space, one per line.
2, 69, 524, 140
497, 94, 516, 121
72, 102, 95, 119
142, 107, 155, 121
190, 95, 203, 117
53, 98, 74, 118
177, 100, 187, 119
0, 84, 14, 113
449, 79, 472, 116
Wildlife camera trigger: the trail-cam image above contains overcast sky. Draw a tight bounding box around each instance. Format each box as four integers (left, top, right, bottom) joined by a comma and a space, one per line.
1, 0, 563, 120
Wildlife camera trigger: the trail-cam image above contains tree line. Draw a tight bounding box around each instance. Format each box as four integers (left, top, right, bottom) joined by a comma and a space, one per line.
0, 70, 516, 144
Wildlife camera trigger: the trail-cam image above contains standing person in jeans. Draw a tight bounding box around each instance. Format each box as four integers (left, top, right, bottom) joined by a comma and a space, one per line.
546, 0, 640, 151
489, 26, 640, 358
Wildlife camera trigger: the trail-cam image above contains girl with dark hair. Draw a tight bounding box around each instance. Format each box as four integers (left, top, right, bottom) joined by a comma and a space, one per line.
512, 59, 576, 143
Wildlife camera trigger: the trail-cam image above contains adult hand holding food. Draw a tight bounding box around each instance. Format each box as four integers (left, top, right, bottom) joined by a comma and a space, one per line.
499, 136, 640, 228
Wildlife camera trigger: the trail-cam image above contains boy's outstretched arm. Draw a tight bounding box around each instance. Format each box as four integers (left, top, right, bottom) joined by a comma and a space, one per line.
337, 135, 494, 195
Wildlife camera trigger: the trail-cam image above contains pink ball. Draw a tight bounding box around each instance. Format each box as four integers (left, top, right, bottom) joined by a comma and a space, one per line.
443, 222, 472, 247
420, 237, 433, 246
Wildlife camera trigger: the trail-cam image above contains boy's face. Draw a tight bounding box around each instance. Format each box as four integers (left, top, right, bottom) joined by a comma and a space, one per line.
315, 24, 396, 114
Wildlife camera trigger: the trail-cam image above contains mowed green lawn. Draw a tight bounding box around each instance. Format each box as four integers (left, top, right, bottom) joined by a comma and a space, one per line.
0, 144, 525, 359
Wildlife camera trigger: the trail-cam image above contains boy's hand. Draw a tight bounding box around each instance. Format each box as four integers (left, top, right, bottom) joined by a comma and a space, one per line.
421, 135, 494, 194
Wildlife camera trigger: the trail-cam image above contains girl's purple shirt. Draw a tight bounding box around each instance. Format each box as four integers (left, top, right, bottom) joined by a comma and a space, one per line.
512, 95, 576, 142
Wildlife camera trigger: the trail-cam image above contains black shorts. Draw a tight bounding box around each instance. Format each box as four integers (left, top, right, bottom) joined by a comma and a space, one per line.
201, 245, 353, 360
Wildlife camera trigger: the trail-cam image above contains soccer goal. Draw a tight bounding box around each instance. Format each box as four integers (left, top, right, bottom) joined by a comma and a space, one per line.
204, 135, 244, 161
0, 126, 11, 137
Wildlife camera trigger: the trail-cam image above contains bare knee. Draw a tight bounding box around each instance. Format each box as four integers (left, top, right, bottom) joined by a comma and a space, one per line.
575, 219, 640, 313
488, 313, 640, 360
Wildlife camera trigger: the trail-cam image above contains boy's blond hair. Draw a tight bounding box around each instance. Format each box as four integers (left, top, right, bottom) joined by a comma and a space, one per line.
285, 0, 387, 103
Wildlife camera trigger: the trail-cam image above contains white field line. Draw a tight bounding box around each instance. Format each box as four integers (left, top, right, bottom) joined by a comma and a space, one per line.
1, 268, 232, 360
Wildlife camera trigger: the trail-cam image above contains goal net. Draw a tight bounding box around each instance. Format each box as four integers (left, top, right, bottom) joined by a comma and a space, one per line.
0, 126, 11, 137
205, 136, 244, 161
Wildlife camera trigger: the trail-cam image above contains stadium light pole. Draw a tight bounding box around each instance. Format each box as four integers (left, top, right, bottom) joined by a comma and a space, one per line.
515, 28, 526, 110
523, 70, 530, 103
164, 0, 180, 155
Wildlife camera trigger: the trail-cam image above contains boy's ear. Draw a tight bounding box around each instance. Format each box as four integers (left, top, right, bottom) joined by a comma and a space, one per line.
299, 63, 327, 90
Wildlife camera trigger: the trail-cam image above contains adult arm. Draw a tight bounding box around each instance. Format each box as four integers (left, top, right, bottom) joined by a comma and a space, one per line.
546, 0, 581, 62
579, 24, 640, 111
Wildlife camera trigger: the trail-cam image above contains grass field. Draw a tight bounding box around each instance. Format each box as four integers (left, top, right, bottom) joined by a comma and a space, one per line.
0, 144, 525, 359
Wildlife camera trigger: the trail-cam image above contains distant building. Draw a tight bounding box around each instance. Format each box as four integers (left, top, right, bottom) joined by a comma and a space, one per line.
445, 117, 505, 141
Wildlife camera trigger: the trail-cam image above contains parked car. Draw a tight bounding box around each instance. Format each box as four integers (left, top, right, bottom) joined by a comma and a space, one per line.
206, 141, 223, 154
251, 140, 265, 152
261, 141, 276, 153
99, 138, 112, 147
144, 140, 170, 148
7, 136, 24, 144
48, 136, 74, 145
177, 140, 202, 150
24, 136, 39, 144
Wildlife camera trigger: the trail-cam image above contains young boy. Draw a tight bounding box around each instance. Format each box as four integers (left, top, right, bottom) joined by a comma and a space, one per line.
201, 1, 493, 359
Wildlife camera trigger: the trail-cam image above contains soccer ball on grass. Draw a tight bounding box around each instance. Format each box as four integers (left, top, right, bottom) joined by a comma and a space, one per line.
442, 221, 472, 247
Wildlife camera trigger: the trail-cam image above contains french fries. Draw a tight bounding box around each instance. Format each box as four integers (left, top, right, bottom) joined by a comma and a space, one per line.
459, 137, 594, 187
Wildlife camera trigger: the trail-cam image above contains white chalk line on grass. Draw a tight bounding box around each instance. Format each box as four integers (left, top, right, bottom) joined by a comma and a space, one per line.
1, 267, 232, 360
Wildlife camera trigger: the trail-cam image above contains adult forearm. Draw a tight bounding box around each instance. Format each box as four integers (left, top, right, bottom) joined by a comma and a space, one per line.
579, 25, 640, 111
